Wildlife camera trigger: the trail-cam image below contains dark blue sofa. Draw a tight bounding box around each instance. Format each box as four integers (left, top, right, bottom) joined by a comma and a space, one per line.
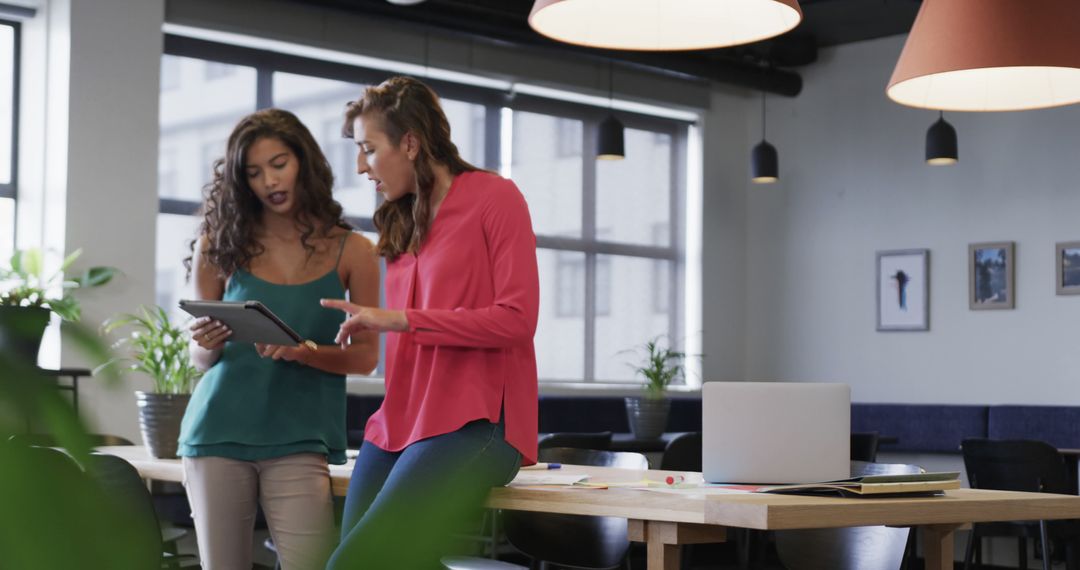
345, 394, 702, 447
851, 403, 989, 453
988, 406, 1080, 449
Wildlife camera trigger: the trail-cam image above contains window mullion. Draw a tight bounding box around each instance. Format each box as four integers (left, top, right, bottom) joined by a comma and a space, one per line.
9, 20, 19, 198
256, 68, 272, 110
666, 126, 680, 352
484, 103, 501, 171
583, 119, 598, 383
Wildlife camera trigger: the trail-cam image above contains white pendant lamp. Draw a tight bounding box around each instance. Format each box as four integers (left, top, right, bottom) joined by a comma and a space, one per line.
528, 0, 803, 51
887, 0, 1080, 112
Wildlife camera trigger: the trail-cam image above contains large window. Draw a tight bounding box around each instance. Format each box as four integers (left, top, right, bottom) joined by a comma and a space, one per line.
157, 54, 257, 317
512, 102, 684, 383
157, 35, 688, 384
0, 20, 18, 262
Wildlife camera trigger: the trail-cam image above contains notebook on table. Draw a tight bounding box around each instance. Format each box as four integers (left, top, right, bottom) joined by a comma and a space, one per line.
702, 382, 850, 485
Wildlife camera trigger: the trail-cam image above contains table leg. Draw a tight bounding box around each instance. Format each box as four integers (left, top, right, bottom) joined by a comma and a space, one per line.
70, 374, 79, 416
628, 520, 727, 570
921, 524, 961, 570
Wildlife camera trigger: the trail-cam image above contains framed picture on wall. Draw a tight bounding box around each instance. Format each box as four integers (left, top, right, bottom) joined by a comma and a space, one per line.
876, 249, 929, 331
1056, 241, 1080, 296
969, 242, 1015, 310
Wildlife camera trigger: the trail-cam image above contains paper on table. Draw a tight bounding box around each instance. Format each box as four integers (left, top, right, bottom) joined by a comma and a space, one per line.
644, 485, 756, 495
511, 472, 589, 486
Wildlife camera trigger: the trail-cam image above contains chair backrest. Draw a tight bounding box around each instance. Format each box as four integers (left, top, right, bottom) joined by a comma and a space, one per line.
660, 432, 702, 471
84, 452, 165, 557
961, 438, 1073, 494
775, 461, 922, 570
503, 448, 648, 569
537, 431, 613, 451
850, 432, 880, 462
7, 445, 162, 569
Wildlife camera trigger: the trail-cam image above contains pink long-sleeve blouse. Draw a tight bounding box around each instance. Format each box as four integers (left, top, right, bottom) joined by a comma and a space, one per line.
363, 170, 540, 464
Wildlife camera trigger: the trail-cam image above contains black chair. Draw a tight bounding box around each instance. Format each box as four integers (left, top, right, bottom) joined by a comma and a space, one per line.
10, 432, 191, 546
850, 432, 880, 462
15, 445, 198, 569
538, 431, 613, 451
961, 438, 1080, 570
83, 452, 201, 569
775, 461, 922, 570
660, 432, 701, 471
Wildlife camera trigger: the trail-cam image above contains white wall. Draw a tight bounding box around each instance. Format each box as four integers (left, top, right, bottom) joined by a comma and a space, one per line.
31, 0, 165, 442
742, 35, 1080, 404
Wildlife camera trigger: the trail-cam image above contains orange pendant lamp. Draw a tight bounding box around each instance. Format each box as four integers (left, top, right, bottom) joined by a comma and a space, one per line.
888, 0, 1080, 112
528, 0, 802, 51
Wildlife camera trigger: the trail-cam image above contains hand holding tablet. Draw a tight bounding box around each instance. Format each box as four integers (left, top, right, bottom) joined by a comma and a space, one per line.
190, 315, 232, 350
179, 300, 316, 350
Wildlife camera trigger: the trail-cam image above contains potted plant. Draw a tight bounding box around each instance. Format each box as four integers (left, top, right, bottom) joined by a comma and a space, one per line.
624, 336, 686, 439
0, 247, 117, 363
98, 305, 202, 458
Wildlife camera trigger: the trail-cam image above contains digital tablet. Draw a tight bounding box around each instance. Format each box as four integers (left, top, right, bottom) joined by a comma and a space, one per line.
179, 299, 304, 346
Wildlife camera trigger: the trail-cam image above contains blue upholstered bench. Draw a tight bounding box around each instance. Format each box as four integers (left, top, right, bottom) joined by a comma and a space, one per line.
988, 406, 1080, 448
348, 394, 1007, 454
851, 403, 989, 453
536, 396, 702, 433
345, 394, 702, 446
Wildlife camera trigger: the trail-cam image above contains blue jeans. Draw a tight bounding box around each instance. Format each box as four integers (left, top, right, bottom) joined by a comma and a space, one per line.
326, 420, 522, 569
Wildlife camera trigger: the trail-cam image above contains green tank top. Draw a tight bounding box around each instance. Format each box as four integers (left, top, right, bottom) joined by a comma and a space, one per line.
178, 237, 349, 464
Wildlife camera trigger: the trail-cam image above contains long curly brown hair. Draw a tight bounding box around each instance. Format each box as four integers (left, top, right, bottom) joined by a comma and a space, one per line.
343, 76, 480, 260
185, 108, 351, 279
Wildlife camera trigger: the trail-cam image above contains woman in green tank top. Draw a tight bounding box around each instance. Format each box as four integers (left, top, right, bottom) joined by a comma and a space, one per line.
179, 109, 379, 570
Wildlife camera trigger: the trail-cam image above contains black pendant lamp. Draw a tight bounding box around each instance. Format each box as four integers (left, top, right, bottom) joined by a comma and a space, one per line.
597, 63, 624, 160
925, 111, 958, 166
751, 93, 778, 183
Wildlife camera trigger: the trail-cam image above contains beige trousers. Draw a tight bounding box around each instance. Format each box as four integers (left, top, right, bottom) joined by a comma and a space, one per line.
182, 453, 335, 570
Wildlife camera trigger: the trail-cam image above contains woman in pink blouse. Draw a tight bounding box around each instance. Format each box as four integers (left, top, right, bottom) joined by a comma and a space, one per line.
323, 76, 539, 569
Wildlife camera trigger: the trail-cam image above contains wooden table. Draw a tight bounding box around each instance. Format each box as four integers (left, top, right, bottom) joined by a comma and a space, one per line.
100, 446, 1080, 570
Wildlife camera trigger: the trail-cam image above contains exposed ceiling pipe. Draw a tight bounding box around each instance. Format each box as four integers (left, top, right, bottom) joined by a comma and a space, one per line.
301, 0, 804, 96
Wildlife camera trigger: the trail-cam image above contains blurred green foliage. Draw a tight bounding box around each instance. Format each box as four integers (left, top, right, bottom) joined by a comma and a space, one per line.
0, 247, 119, 321
0, 314, 156, 569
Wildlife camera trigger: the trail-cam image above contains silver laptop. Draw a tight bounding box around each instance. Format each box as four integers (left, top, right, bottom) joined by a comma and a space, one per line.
702, 382, 850, 484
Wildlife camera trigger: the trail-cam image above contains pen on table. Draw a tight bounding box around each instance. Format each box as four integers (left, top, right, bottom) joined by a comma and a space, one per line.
523, 462, 562, 470
665, 475, 686, 486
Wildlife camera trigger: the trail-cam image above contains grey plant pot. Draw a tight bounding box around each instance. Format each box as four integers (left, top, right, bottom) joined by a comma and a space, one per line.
625, 396, 671, 440
135, 391, 190, 459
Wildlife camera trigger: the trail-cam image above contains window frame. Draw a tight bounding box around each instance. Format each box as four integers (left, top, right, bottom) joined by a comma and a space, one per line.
0, 18, 21, 201
160, 34, 689, 385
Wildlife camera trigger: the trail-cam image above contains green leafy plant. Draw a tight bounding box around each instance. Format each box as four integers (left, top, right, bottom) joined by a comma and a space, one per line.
0, 314, 154, 570
0, 247, 118, 321
98, 305, 202, 394
628, 336, 686, 399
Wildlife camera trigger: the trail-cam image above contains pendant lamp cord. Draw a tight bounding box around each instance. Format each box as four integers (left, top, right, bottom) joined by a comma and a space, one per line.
761, 92, 767, 140
424, 31, 430, 77
608, 61, 614, 109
